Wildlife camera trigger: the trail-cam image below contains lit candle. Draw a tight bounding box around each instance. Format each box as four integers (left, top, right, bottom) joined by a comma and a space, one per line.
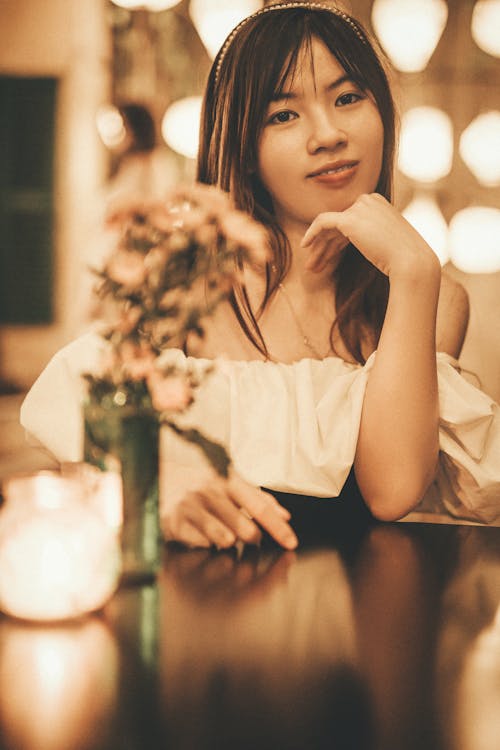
60, 461, 123, 531
0, 472, 121, 621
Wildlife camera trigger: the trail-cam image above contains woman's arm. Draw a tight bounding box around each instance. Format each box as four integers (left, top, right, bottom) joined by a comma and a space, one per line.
356, 269, 470, 519
436, 272, 469, 359
302, 193, 461, 519
354, 259, 441, 519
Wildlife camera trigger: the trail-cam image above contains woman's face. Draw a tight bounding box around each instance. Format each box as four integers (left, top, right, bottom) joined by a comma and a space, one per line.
257, 37, 384, 236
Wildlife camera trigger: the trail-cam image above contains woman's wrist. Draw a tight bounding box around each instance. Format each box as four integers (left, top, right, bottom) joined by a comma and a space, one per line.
388, 250, 441, 289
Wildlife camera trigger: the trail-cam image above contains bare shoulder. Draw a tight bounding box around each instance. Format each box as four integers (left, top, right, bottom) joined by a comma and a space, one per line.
436, 271, 470, 358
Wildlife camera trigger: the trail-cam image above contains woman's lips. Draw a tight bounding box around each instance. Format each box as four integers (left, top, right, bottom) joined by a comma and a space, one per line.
307, 162, 359, 186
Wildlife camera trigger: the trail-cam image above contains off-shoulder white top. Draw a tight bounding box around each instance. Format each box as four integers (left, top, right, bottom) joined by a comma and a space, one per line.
20, 333, 500, 524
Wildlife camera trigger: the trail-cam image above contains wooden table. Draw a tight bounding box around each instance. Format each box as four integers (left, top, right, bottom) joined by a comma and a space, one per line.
0, 490, 499, 750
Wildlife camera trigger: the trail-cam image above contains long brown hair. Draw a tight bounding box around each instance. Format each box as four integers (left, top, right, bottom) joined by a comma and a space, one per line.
197, 5, 397, 363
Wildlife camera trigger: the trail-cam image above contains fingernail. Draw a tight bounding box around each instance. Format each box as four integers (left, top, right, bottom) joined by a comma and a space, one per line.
284, 532, 298, 550
222, 531, 236, 546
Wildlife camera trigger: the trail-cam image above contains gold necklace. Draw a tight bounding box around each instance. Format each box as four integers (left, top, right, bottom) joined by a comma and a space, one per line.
278, 282, 333, 359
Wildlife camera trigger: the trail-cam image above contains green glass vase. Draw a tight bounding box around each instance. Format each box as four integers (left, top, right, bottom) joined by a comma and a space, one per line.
84, 403, 160, 584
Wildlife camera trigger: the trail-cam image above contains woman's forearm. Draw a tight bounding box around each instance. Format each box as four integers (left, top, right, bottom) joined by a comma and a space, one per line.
354, 260, 441, 520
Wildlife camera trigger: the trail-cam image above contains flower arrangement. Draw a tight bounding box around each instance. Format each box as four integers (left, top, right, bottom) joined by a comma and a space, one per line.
83, 183, 269, 476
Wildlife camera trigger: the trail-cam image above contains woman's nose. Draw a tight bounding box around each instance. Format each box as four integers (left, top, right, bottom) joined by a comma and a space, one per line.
306, 111, 347, 153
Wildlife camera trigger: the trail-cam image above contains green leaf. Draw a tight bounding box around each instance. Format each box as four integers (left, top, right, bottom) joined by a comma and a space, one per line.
165, 421, 231, 478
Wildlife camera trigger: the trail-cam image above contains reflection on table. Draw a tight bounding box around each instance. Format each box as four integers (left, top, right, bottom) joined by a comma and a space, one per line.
0, 503, 499, 750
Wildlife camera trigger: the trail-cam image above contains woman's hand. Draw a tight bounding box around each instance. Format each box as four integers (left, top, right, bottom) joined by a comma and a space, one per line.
161, 463, 298, 550
301, 193, 440, 280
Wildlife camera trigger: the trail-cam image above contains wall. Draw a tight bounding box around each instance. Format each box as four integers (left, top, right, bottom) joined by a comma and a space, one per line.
0, 0, 111, 387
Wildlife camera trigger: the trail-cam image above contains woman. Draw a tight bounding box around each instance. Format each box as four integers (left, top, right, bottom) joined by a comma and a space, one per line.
164, 2, 470, 547
21, 3, 498, 549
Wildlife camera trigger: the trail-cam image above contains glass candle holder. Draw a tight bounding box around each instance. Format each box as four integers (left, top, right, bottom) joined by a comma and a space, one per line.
0, 471, 121, 622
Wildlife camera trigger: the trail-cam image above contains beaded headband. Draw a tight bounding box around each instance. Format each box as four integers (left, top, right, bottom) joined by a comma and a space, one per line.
214, 2, 367, 85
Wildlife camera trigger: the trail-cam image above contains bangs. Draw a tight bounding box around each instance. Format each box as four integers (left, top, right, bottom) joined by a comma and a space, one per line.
261, 14, 372, 124
272, 31, 314, 100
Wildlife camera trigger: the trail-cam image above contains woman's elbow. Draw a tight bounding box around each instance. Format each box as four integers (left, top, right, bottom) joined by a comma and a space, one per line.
357, 466, 438, 522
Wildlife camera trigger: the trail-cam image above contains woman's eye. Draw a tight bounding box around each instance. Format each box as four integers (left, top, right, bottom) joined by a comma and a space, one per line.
336, 92, 364, 107
269, 110, 297, 125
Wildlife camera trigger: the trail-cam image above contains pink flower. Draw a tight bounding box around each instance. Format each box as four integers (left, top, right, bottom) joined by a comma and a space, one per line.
106, 250, 147, 288
147, 372, 193, 412
159, 285, 202, 312
119, 340, 156, 381
169, 184, 233, 218
194, 223, 218, 248
218, 211, 271, 263
148, 316, 180, 346
116, 305, 142, 334
169, 206, 210, 232
146, 202, 178, 233
95, 348, 120, 380
159, 288, 183, 310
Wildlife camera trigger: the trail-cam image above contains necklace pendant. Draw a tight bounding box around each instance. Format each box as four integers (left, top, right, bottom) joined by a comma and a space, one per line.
279, 282, 329, 360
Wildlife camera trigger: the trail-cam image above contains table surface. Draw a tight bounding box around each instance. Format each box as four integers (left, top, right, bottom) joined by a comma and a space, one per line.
0, 490, 500, 750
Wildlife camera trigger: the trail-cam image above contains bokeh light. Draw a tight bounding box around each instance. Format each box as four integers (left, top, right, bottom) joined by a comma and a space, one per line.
161, 96, 202, 159
189, 0, 263, 59
459, 111, 500, 187
398, 106, 453, 182
471, 0, 500, 58
96, 105, 126, 149
371, 0, 448, 72
403, 194, 450, 265
110, 0, 181, 10
449, 207, 500, 273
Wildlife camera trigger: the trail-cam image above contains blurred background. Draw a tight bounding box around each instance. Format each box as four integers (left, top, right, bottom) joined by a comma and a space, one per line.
0, 0, 499, 415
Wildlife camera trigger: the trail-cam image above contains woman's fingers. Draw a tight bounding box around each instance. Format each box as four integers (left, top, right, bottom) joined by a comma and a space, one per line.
163, 467, 298, 550
305, 239, 345, 272
163, 514, 212, 549
228, 475, 298, 550
167, 492, 236, 549
301, 217, 349, 272
301, 212, 347, 248
202, 484, 263, 545
185, 496, 238, 548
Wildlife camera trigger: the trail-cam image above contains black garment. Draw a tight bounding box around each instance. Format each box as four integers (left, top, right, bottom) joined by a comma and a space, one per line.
263, 466, 376, 548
